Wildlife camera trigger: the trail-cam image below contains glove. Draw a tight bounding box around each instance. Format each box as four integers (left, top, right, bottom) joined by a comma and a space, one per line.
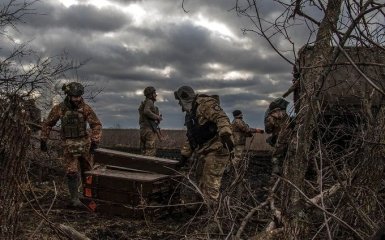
177, 155, 189, 170
90, 141, 98, 154
40, 139, 48, 152
220, 134, 234, 152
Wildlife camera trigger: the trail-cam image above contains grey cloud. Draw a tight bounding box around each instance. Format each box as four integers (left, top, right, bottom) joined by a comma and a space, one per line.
23, 1, 129, 33
1, 0, 297, 129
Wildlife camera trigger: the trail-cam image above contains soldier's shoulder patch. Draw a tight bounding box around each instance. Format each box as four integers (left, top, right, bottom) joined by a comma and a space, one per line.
213, 105, 222, 112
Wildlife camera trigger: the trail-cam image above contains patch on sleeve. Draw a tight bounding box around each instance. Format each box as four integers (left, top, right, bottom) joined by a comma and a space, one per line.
213, 105, 222, 112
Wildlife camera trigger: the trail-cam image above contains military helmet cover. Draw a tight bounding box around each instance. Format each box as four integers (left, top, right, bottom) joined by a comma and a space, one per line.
269, 97, 289, 110
174, 86, 195, 100
62, 82, 84, 96
143, 86, 156, 97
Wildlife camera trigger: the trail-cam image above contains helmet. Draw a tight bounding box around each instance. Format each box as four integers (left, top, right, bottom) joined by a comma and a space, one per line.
174, 86, 195, 101
269, 97, 289, 110
62, 82, 84, 96
232, 110, 242, 117
143, 86, 156, 97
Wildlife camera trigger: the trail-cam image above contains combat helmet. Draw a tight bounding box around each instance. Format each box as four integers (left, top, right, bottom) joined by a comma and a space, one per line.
143, 86, 156, 97
174, 86, 195, 101
269, 97, 289, 110
62, 82, 84, 96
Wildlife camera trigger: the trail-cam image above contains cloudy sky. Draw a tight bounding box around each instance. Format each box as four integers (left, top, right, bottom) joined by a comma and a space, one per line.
2, 0, 302, 129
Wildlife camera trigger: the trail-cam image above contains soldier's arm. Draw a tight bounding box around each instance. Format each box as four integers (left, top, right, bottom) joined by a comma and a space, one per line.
234, 119, 255, 133
41, 105, 61, 141
264, 115, 275, 134
84, 105, 102, 143
200, 99, 232, 136
143, 100, 160, 120
181, 140, 193, 158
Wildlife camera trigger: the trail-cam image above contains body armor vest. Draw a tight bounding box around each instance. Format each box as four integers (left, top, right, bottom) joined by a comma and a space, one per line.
61, 106, 87, 139
185, 101, 217, 150
138, 99, 159, 129
232, 120, 251, 146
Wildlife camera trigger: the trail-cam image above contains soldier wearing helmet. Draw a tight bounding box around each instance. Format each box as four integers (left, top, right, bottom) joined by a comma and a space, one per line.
40, 82, 102, 207
138, 86, 162, 156
264, 97, 291, 175
174, 86, 233, 204
231, 110, 264, 174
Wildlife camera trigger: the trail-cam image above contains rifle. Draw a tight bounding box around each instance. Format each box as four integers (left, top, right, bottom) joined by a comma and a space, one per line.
148, 119, 164, 141
282, 79, 300, 98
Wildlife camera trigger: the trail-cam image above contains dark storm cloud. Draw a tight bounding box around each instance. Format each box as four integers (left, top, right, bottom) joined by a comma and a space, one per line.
23, 1, 129, 32
2, 0, 297, 128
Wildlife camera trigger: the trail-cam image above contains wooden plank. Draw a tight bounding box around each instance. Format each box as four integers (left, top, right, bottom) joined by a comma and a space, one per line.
94, 148, 179, 174
86, 168, 170, 182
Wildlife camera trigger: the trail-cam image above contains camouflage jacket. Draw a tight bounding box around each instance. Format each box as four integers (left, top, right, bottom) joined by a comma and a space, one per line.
231, 118, 256, 146
41, 98, 102, 143
181, 95, 233, 157
265, 108, 293, 156
138, 98, 160, 129
264, 107, 290, 141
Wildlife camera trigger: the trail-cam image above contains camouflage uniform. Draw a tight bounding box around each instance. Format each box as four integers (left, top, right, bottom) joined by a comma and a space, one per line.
179, 94, 233, 202
232, 115, 263, 167
264, 100, 291, 174
40, 82, 102, 207
41, 98, 102, 176
138, 98, 160, 156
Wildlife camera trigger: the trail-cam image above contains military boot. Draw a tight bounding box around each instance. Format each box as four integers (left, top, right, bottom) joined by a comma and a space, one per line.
67, 173, 83, 207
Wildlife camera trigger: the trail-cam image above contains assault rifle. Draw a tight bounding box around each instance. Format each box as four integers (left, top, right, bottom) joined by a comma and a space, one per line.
148, 118, 164, 141
282, 79, 300, 98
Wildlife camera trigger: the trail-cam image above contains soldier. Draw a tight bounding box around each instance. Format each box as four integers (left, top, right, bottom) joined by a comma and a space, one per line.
40, 82, 102, 207
231, 110, 264, 170
264, 97, 291, 175
138, 86, 162, 156
174, 86, 234, 204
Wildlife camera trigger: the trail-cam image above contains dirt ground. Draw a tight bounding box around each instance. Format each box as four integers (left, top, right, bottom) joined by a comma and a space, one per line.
18, 150, 272, 240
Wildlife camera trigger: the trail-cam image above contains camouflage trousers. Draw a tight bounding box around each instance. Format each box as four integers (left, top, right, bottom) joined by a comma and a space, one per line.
63, 137, 92, 179
232, 145, 245, 167
196, 149, 229, 202
140, 128, 157, 156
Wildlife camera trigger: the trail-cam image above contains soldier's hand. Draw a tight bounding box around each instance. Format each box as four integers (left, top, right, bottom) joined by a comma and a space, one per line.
90, 141, 98, 154
177, 155, 189, 170
220, 134, 234, 152
40, 139, 48, 152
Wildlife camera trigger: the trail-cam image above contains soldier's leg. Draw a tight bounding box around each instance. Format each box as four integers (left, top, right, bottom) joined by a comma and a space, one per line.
140, 129, 146, 155
232, 145, 245, 175
63, 149, 82, 207
199, 150, 229, 203
79, 139, 92, 184
271, 142, 287, 175
144, 129, 157, 156
195, 153, 204, 192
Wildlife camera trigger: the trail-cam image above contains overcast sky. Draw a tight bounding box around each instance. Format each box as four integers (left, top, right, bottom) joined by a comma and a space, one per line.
2, 0, 302, 129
